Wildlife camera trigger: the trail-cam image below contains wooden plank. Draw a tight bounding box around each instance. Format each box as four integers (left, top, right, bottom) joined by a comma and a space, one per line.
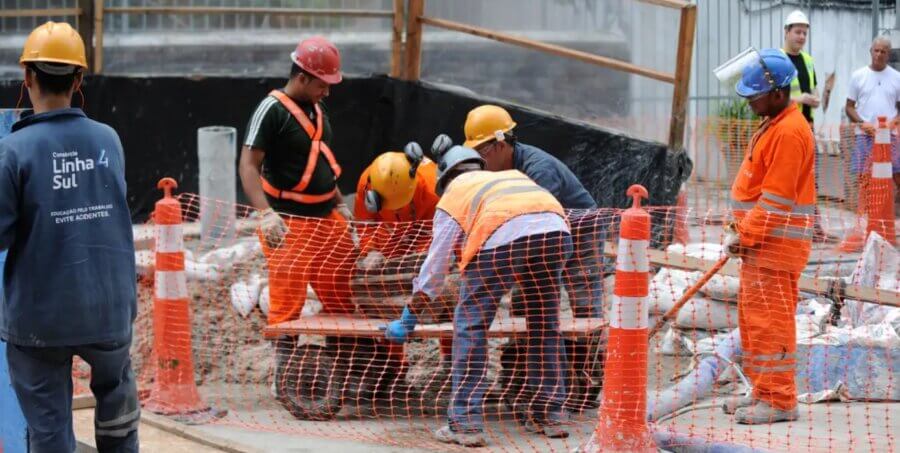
264, 315, 606, 340
603, 242, 900, 308
667, 4, 697, 151
403, 0, 425, 81
102, 6, 392, 17
77, 0, 95, 73
636, 0, 691, 9
0, 8, 81, 17
419, 16, 675, 84
389, 0, 404, 78
93, 0, 104, 74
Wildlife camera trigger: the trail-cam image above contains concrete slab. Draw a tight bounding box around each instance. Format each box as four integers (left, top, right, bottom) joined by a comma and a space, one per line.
73, 408, 231, 453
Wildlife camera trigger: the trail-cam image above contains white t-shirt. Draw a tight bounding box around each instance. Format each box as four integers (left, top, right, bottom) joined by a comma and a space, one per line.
848, 65, 900, 134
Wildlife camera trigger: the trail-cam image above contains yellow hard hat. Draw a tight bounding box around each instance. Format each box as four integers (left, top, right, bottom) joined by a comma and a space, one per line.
19, 21, 87, 69
463, 105, 517, 149
368, 152, 417, 211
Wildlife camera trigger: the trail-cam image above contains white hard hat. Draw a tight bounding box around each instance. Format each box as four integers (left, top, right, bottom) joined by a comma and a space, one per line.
784, 10, 809, 27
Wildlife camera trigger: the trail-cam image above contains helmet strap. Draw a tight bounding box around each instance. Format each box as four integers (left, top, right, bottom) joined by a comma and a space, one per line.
15, 82, 26, 110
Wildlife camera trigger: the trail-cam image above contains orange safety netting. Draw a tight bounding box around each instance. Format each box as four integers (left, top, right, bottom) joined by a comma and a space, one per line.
116, 185, 898, 452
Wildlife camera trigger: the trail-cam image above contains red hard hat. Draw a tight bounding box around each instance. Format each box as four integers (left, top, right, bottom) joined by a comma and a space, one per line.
290, 36, 342, 85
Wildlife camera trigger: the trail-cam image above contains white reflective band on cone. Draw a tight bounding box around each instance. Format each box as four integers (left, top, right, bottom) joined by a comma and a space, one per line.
155, 224, 184, 253
876, 128, 891, 145
610, 295, 649, 329
615, 239, 650, 272
872, 162, 893, 179
155, 271, 188, 300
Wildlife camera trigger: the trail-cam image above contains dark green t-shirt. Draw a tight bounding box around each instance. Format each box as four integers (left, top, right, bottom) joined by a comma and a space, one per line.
244, 92, 337, 217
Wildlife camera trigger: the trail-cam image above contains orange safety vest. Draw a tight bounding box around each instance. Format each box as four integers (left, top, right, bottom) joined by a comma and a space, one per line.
731, 103, 816, 272
260, 90, 342, 204
437, 170, 566, 270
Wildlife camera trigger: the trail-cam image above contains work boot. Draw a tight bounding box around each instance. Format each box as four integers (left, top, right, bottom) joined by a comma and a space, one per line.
523, 419, 570, 439
734, 401, 799, 424
433, 426, 487, 447
721, 394, 754, 414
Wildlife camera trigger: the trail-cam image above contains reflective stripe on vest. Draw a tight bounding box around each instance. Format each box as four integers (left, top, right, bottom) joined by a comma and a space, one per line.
436, 170, 566, 269
784, 50, 816, 120
260, 90, 342, 203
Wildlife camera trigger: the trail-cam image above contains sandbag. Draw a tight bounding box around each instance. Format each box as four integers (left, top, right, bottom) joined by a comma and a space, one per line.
699, 274, 740, 303
649, 268, 697, 314
674, 297, 739, 330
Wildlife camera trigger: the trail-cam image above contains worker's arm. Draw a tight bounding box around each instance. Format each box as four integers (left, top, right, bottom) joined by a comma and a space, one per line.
238, 145, 271, 211
845, 99, 875, 136
735, 132, 808, 247
0, 144, 18, 250
411, 210, 461, 301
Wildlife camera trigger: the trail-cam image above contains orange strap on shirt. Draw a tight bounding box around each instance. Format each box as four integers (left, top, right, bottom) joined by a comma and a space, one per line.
260, 90, 342, 203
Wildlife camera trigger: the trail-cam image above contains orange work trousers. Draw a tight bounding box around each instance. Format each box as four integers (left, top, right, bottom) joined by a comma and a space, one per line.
260, 209, 356, 326
738, 263, 800, 410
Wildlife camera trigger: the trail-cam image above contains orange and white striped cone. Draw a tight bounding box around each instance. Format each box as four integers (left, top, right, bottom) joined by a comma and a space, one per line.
143, 178, 222, 422
866, 116, 896, 245
580, 184, 655, 453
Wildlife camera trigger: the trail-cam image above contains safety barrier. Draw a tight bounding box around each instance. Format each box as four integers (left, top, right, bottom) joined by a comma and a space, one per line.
126, 179, 897, 452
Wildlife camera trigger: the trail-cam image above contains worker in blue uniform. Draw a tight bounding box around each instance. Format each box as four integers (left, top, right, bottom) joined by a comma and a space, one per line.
0, 22, 138, 453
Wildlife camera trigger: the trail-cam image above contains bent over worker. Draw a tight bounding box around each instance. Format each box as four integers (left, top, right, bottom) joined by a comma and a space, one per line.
238, 36, 356, 400
384, 146, 573, 447
462, 105, 603, 319
723, 48, 815, 424
0, 22, 139, 452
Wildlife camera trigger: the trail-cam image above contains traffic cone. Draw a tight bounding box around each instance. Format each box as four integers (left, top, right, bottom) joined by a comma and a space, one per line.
580, 184, 655, 452
143, 178, 220, 421
838, 116, 896, 252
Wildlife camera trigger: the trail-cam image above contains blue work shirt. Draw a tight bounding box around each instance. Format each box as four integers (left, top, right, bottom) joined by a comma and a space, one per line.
0, 108, 136, 347
513, 142, 597, 209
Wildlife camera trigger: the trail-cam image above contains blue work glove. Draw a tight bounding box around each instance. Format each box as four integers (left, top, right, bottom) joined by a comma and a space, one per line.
382, 306, 418, 343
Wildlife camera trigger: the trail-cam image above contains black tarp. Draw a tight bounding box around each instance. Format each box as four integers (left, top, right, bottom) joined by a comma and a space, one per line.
0, 74, 691, 223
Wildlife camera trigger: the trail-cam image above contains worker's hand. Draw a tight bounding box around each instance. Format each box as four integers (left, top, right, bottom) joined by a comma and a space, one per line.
358, 250, 386, 271
336, 202, 354, 222
860, 122, 877, 136
259, 208, 288, 249
381, 306, 418, 343
798, 93, 820, 108
724, 223, 742, 259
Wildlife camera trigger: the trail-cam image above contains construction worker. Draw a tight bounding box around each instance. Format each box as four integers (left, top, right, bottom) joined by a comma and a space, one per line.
782, 10, 832, 242
723, 48, 815, 424
384, 145, 573, 447
0, 22, 139, 452
353, 143, 454, 373
461, 105, 603, 319
238, 36, 356, 400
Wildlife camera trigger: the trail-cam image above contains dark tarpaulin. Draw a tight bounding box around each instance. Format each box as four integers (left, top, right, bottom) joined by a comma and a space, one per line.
0, 74, 691, 228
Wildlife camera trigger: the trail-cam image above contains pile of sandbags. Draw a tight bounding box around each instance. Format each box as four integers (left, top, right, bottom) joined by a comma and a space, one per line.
650, 243, 741, 354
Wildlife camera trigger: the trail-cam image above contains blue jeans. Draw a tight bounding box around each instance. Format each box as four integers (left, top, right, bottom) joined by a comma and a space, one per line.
449, 232, 573, 432
6, 340, 139, 453
852, 134, 900, 175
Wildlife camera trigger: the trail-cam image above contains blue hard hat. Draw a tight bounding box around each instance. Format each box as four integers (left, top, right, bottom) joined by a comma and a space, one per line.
735, 48, 797, 98
435, 145, 485, 195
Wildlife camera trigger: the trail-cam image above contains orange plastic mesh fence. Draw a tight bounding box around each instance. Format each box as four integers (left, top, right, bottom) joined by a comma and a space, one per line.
117, 190, 899, 452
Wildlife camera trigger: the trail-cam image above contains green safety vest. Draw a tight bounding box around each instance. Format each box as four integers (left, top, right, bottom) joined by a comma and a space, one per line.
782, 49, 817, 120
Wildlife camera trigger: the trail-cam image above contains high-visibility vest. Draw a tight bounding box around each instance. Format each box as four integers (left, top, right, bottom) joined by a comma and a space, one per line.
731, 103, 816, 272
783, 49, 817, 121
260, 90, 342, 204
437, 170, 566, 270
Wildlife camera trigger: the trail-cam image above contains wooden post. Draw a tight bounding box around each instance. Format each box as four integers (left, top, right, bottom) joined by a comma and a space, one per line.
76, 0, 95, 73
93, 0, 104, 74
390, 0, 404, 78
667, 4, 697, 152
403, 0, 424, 81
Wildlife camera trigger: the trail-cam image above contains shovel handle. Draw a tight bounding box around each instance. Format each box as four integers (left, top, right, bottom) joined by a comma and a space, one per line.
648, 255, 730, 340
